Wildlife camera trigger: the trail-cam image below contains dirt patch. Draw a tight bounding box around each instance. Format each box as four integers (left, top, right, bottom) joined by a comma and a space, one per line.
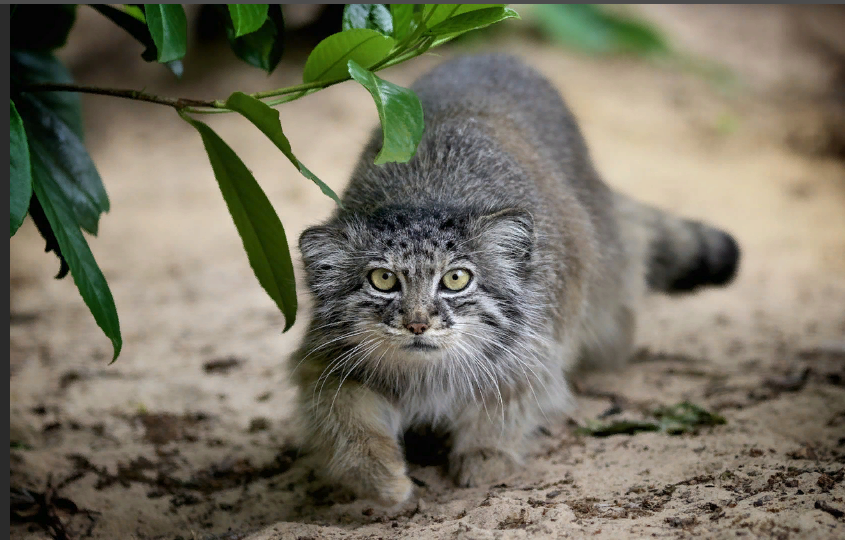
203, 357, 246, 375
10, 6, 845, 540
815, 500, 845, 520
11, 481, 99, 540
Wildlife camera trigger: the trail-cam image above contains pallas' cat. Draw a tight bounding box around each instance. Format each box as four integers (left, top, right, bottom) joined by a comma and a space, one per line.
289, 54, 740, 505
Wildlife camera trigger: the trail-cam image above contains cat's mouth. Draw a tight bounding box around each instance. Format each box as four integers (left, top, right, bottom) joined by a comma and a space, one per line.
404, 338, 439, 351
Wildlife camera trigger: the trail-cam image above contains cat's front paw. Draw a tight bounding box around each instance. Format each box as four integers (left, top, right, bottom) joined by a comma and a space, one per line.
337, 447, 414, 506
374, 472, 414, 506
450, 448, 517, 488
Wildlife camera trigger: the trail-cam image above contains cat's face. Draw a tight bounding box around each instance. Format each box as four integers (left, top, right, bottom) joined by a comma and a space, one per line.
299, 205, 536, 368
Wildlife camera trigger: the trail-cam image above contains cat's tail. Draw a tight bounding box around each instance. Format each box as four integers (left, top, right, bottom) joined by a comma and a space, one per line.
614, 193, 740, 294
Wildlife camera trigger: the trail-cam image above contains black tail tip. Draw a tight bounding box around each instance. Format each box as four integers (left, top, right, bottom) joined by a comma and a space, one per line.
708, 231, 740, 286
669, 230, 740, 292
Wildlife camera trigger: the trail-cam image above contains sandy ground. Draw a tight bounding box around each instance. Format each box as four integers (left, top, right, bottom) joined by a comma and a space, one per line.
10, 6, 845, 540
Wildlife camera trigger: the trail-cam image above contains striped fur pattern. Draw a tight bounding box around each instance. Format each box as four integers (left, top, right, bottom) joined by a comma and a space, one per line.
289, 54, 740, 505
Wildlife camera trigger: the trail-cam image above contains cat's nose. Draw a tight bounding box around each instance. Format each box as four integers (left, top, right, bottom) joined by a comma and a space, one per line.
406, 321, 429, 335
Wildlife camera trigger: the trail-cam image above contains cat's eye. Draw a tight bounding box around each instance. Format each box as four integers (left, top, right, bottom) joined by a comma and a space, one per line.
441, 268, 472, 291
369, 268, 399, 291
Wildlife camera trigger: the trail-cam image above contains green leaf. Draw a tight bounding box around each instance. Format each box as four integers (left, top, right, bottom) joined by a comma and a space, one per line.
144, 4, 188, 63
10, 50, 108, 280
16, 92, 109, 236
92, 5, 151, 51
10, 51, 84, 138
122, 4, 146, 23
222, 4, 285, 73
342, 4, 393, 35
10, 4, 77, 52
576, 402, 726, 438
10, 100, 32, 237
225, 92, 342, 206
27, 195, 69, 279
425, 6, 519, 38
347, 59, 424, 165
389, 4, 415, 40
576, 419, 659, 437
531, 4, 669, 57
227, 4, 269, 37
91, 4, 182, 76
422, 4, 502, 28
303, 29, 395, 83
31, 170, 122, 362
654, 402, 726, 435
182, 116, 297, 331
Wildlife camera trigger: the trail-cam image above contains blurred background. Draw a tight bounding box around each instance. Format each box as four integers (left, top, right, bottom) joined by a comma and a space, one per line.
10, 5, 845, 540
56, 4, 845, 156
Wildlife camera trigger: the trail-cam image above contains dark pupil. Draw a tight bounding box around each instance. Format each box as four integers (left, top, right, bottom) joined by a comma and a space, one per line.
381, 273, 389, 280
451, 273, 459, 281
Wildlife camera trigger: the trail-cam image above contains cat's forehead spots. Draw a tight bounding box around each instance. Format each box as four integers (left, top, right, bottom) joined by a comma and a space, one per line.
363, 205, 468, 255
346, 205, 474, 279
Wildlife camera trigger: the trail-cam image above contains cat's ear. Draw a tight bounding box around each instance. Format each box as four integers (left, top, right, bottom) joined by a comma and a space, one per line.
299, 224, 342, 268
473, 208, 535, 263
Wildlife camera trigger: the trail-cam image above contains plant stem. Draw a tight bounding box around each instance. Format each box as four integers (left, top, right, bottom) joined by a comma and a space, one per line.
249, 78, 346, 100
18, 82, 221, 110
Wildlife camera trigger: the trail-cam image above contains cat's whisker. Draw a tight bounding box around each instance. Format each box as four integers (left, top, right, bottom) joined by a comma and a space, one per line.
313, 337, 378, 406
328, 339, 384, 417
291, 328, 373, 376
459, 323, 555, 423
453, 339, 505, 429
310, 332, 374, 381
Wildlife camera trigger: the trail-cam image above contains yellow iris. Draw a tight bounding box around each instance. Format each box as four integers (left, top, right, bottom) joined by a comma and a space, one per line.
370, 268, 398, 291
442, 269, 471, 291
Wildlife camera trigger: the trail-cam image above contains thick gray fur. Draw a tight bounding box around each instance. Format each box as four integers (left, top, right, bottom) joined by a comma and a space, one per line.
289, 54, 740, 505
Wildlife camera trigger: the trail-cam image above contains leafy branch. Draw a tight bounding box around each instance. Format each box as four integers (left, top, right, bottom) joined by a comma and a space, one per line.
15, 33, 430, 114
9, 4, 520, 362
14, 82, 218, 110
